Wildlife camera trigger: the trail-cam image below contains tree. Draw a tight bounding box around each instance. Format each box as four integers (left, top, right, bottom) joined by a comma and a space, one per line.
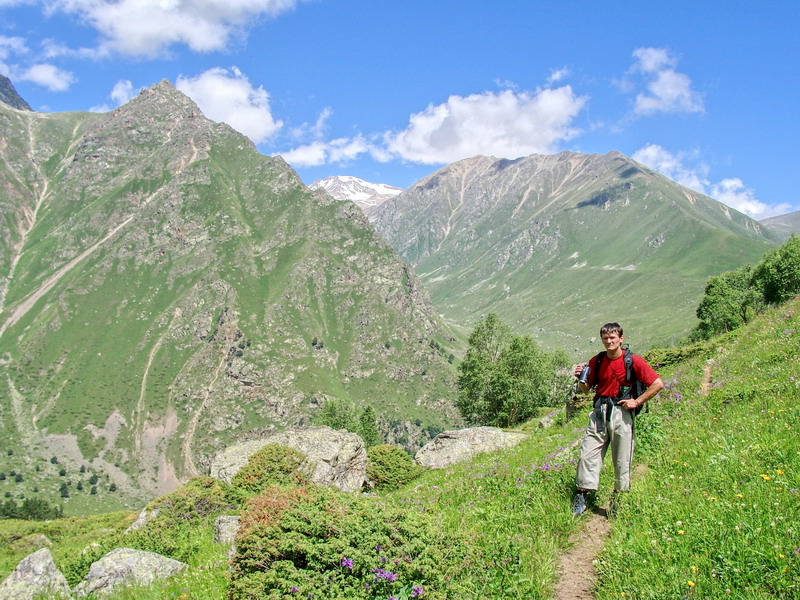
358, 405, 381, 448
457, 314, 570, 427
752, 235, 800, 304
696, 265, 762, 337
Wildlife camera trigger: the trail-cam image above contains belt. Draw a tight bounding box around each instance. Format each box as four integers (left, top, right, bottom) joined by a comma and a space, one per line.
593, 396, 620, 433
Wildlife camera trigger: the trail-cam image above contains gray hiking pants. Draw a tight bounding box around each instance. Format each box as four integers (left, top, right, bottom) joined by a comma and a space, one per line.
575, 401, 635, 492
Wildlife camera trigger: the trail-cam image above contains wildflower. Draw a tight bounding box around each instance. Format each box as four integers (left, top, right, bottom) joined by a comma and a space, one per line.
290, 588, 298, 594
341, 557, 353, 569
760, 474, 771, 481
691, 565, 698, 574
411, 585, 424, 597
678, 530, 685, 535
777, 469, 784, 475
688, 580, 696, 587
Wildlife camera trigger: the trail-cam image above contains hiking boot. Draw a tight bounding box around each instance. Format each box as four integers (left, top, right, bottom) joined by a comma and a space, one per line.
572, 491, 588, 516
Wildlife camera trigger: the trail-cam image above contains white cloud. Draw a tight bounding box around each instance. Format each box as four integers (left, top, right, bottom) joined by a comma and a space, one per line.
278, 135, 374, 168
632, 144, 709, 193
176, 67, 282, 144
629, 47, 704, 115
19, 63, 75, 91
46, 0, 302, 58
546, 67, 570, 85
89, 78, 138, 112
384, 86, 587, 165
711, 178, 792, 220
633, 144, 791, 219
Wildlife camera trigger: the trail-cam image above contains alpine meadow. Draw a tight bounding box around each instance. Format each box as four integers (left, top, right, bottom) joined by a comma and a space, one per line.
0, 75, 798, 600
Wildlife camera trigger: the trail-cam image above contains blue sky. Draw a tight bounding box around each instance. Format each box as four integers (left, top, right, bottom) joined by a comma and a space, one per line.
1, 0, 798, 218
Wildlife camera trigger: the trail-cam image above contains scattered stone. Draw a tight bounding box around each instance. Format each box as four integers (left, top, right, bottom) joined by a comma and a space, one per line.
214, 515, 240, 545
72, 547, 187, 597
414, 426, 527, 469
124, 507, 160, 533
538, 409, 563, 429
210, 426, 367, 492
0, 548, 71, 600
9, 533, 53, 553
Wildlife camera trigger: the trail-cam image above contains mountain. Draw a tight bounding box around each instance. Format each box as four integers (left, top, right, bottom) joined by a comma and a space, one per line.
0, 75, 31, 111
0, 81, 459, 512
309, 175, 402, 212
760, 209, 800, 240
370, 152, 780, 352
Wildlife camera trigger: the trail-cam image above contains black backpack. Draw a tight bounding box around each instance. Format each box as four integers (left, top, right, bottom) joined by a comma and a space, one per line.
593, 346, 648, 416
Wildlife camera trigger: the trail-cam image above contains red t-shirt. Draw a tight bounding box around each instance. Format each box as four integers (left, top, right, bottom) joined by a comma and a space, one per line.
588, 351, 659, 398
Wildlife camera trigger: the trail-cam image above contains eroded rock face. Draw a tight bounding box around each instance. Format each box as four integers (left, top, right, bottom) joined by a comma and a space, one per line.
210, 426, 367, 492
414, 426, 527, 469
0, 548, 71, 600
214, 515, 241, 546
72, 548, 187, 597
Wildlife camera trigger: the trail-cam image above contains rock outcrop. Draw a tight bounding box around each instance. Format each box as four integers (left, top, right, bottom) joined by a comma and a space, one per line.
0, 548, 71, 600
210, 426, 367, 492
214, 515, 241, 545
72, 548, 187, 597
414, 426, 527, 469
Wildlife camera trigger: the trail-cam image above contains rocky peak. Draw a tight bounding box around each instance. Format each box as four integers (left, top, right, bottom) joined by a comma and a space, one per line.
0, 75, 32, 111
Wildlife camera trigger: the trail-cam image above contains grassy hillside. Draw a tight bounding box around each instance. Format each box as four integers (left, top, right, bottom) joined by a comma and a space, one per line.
1, 294, 797, 598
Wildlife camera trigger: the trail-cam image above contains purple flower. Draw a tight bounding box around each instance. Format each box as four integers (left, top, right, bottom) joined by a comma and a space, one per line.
412, 585, 424, 597
372, 568, 398, 582
290, 587, 298, 593
341, 557, 353, 569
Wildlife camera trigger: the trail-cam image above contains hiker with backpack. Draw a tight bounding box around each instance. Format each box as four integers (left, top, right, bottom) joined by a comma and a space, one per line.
571, 322, 664, 516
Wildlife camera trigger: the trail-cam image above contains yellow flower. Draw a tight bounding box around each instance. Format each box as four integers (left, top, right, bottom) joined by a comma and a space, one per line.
777, 469, 784, 475
691, 565, 699, 574
678, 530, 685, 535
736, 493, 744, 499
688, 581, 696, 587
760, 474, 771, 481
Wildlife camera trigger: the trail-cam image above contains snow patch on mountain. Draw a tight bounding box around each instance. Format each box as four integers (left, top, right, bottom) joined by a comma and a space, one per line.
310, 175, 402, 211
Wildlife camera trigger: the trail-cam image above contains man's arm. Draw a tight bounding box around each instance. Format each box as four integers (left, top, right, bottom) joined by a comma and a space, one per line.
618, 377, 664, 411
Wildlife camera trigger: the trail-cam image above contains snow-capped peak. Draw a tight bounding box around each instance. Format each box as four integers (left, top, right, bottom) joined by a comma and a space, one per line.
309, 175, 403, 211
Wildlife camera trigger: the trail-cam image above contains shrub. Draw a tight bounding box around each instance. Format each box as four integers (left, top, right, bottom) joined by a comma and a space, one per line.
230, 485, 466, 600
231, 444, 312, 494
366, 445, 423, 491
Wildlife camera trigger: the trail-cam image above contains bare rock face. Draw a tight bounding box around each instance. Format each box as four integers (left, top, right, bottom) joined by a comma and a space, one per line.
72, 548, 187, 597
124, 507, 160, 533
210, 426, 367, 492
214, 515, 241, 545
0, 548, 71, 600
414, 426, 527, 469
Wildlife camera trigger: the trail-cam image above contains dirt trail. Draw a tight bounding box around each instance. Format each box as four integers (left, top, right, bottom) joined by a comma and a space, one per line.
700, 359, 714, 395
554, 510, 612, 600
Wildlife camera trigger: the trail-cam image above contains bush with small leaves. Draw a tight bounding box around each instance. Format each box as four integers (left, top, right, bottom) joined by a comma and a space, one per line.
231, 444, 312, 494
366, 445, 423, 491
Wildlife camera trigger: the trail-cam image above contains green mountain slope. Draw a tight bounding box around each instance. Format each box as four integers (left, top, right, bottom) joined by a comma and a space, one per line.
370, 152, 780, 352
761, 209, 800, 240
0, 82, 459, 511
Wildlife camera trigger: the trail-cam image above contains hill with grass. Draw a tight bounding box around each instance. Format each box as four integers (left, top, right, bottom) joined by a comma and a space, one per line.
761, 209, 800, 240
0, 81, 460, 512
1, 292, 797, 598
369, 152, 781, 354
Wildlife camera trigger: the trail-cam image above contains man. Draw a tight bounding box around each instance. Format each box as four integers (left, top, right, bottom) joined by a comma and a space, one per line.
571, 322, 663, 516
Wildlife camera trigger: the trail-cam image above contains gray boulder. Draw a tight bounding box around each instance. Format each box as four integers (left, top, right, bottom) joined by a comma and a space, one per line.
72, 548, 187, 597
214, 515, 241, 545
210, 426, 367, 492
124, 507, 160, 533
415, 426, 527, 469
0, 548, 71, 600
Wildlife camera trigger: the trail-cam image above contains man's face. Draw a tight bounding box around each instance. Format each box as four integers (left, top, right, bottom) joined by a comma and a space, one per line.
601, 331, 623, 352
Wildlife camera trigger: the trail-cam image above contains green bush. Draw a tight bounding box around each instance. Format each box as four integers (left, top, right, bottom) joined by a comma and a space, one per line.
231, 444, 312, 494
366, 445, 423, 491
230, 485, 466, 600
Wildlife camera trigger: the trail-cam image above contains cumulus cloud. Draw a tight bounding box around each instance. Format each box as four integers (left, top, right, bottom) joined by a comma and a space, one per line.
19, 63, 75, 91
628, 47, 704, 115
279, 135, 374, 168
176, 67, 282, 144
711, 178, 792, 220
89, 78, 138, 112
46, 0, 302, 58
633, 143, 709, 192
384, 86, 587, 165
633, 144, 791, 219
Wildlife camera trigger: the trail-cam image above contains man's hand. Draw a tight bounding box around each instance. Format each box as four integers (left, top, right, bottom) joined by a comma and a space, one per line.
617, 398, 640, 411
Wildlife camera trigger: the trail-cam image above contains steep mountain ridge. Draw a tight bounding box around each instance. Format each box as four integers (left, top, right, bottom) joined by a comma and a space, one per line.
370, 151, 779, 351
0, 81, 458, 511
761, 209, 800, 240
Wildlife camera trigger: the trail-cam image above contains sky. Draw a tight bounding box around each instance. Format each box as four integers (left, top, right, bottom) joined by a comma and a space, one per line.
1, 0, 798, 219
